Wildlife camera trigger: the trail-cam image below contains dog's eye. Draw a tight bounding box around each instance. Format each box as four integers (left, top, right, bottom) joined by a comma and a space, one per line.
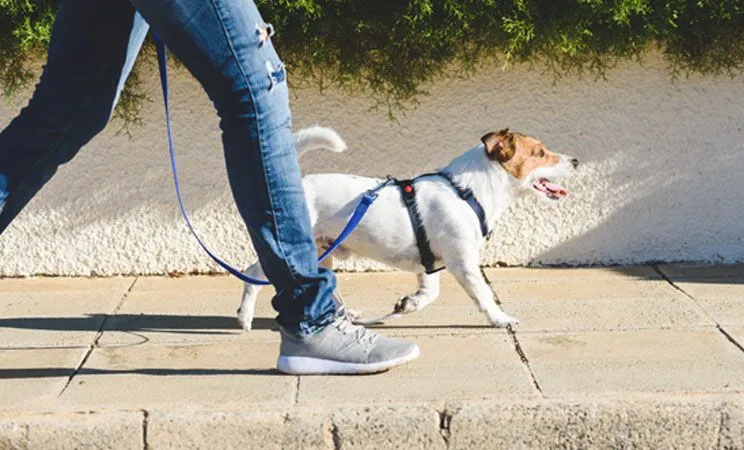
537, 149, 545, 157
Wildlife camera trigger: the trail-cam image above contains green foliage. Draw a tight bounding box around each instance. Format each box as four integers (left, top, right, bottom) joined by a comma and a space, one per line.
1, 1, 743, 121
0, 0, 55, 97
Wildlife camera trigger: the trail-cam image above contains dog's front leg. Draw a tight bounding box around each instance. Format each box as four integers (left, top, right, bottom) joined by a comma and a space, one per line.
445, 256, 518, 327
237, 263, 266, 331
394, 272, 440, 314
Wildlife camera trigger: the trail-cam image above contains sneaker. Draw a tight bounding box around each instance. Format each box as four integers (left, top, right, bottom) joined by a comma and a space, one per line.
276, 314, 420, 375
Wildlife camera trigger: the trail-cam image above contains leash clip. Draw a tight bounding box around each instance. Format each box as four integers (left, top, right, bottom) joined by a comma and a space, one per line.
363, 189, 379, 202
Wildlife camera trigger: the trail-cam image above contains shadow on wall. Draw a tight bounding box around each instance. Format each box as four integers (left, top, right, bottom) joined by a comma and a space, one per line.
532, 134, 744, 266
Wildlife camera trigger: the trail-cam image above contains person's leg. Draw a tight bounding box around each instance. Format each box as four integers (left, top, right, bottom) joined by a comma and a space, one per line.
0, 0, 149, 230
129, 0, 419, 374
129, 0, 337, 336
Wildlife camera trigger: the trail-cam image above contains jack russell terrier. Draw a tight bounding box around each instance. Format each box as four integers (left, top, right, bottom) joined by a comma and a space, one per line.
238, 126, 578, 329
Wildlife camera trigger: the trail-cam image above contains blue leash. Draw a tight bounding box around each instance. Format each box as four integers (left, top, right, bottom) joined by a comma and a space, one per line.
154, 38, 388, 285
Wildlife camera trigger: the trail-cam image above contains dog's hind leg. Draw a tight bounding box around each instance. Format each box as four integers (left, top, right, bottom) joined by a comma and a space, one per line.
444, 251, 518, 328
393, 272, 440, 314
237, 262, 266, 331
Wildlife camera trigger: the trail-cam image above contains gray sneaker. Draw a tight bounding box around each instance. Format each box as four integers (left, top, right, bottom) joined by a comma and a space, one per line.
276, 315, 420, 375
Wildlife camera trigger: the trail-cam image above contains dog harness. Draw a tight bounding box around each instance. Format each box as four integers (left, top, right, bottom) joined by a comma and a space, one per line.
391, 171, 490, 274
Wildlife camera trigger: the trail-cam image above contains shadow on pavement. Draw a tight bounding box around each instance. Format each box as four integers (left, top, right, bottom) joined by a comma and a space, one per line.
0, 367, 281, 379
0, 314, 278, 333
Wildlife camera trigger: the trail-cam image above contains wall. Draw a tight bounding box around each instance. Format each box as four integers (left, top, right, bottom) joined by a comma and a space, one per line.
1, 53, 743, 276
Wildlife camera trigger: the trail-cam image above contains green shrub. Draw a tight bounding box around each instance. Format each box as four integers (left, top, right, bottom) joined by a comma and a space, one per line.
1, 0, 743, 120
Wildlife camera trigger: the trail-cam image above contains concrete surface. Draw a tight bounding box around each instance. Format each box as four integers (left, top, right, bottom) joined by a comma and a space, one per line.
1, 264, 744, 448
2, 52, 744, 277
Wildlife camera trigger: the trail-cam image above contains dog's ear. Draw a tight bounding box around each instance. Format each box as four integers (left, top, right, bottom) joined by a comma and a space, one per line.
481, 128, 515, 163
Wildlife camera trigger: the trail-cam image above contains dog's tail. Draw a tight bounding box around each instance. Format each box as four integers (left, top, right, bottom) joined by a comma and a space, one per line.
294, 126, 347, 158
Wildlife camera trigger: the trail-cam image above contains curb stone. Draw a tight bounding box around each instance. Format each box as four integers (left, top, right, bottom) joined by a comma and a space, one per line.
331, 405, 445, 450
0, 397, 742, 449
147, 409, 328, 450
0, 411, 142, 450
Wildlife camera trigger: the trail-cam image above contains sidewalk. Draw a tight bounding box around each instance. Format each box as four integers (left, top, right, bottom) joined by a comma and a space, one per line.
1, 265, 743, 449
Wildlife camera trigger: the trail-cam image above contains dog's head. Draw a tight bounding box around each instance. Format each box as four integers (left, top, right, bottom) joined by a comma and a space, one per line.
481, 128, 578, 200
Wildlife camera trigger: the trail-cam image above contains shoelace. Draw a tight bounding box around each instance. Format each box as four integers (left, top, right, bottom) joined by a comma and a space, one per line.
335, 316, 380, 344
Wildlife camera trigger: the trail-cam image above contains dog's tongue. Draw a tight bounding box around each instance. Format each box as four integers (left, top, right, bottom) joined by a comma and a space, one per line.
544, 180, 568, 197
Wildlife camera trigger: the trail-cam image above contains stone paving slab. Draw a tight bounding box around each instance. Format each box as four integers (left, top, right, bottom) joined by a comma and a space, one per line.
260, 272, 492, 335
1, 266, 744, 448
488, 278, 682, 301
517, 329, 744, 396
97, 289, 269, 347
0, 277, 134, 294
0, 283, 132, 349
485, 270, 713, 332
725, 326, 744, 346
658, 263, 744, 280
57, 340, 293, 410
0, 348, 84, 410
483, 266, 661, 282
669, 281, 744, 326
688, 296, 744, 326
297, 333, 534, 407
335, 272, 472, 309
130, 275, 241, 292
501, 296, 713, 333
673, 282, 744, 300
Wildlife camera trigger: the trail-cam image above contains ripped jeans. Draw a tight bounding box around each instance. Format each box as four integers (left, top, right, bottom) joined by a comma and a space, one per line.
0, 0, 337, 336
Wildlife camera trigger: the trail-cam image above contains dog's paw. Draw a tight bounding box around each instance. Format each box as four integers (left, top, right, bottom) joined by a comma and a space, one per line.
487, 310, 519, 328
393, 295, 419, 314
236, 308, 253, 331
345, 308, 362, 321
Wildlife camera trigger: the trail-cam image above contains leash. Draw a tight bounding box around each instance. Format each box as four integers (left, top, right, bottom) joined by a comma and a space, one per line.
154, 38, 388, 285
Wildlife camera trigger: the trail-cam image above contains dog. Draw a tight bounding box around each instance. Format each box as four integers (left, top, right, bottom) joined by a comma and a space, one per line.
238, 126, 578, 329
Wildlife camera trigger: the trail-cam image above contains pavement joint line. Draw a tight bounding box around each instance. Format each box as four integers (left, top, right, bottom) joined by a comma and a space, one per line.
141, 408, 150, 450
717, 326, 744, 354
438, 409, 452, 448
652, 265, 744, 356
330, 421, 341, 450
481, 268, 544, 397
57, 276, 139, 397
293, 376, 301, 406
714, 406, 725, 449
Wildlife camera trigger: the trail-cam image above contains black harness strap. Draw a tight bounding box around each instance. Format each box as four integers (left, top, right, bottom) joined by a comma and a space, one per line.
394, 178, 441, 274
436, 171, 490, 238
391, 172, 489, 274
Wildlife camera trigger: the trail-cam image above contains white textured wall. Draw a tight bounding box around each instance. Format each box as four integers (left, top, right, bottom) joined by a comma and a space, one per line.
1, 53, 743, 276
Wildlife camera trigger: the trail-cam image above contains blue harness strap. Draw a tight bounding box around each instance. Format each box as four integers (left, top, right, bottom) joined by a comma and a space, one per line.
154, 38, 386, 285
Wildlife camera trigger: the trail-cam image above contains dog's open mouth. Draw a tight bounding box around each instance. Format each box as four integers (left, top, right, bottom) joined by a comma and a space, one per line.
532, 178, 568, 200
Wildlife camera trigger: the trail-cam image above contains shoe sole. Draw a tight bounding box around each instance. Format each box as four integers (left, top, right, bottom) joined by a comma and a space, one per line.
276, 345, 420, 375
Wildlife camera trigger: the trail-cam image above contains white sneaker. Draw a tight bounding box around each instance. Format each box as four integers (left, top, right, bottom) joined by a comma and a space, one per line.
276, 315, 420, 375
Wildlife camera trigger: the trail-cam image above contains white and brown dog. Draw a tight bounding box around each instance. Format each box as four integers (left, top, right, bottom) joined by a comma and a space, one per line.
238, 126, 578, 329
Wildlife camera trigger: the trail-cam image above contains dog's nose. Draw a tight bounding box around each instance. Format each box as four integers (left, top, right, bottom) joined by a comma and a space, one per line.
571, 158, 579, 169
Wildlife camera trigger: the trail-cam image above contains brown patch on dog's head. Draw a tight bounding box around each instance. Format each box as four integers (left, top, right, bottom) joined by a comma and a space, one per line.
481, 128, 515, 163
482, 128, 561, 180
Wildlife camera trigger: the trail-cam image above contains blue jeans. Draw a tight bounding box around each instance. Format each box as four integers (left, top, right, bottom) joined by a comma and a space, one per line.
0, 0, 337, 336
